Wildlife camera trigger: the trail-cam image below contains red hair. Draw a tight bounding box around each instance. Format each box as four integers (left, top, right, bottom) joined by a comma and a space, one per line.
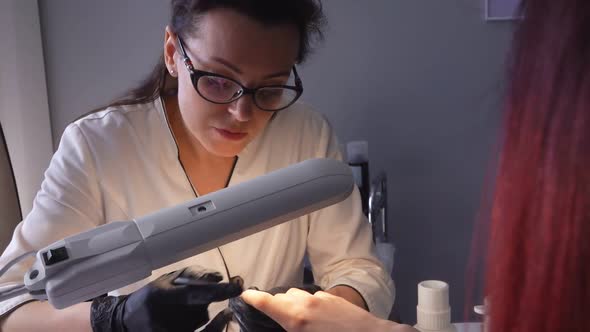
486, 0, 590, 331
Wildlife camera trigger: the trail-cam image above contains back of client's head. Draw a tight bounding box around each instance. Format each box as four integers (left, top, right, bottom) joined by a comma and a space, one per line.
486, 0, 590, 331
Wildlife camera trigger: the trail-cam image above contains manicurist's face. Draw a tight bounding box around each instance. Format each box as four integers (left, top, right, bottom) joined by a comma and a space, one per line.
164, 8, 300, 158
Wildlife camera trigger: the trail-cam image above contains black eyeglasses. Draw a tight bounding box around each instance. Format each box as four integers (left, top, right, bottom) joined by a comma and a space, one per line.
176, 36, 303, 112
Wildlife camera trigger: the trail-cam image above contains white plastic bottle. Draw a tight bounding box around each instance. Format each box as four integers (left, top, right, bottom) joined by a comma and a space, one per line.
414, 280, 457, 332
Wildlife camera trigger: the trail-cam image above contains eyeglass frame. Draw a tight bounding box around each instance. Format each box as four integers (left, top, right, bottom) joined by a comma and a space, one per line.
175, 36, 304, 112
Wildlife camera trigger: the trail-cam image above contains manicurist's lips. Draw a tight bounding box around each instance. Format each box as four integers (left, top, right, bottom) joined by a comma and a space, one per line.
214, 128, 247, 141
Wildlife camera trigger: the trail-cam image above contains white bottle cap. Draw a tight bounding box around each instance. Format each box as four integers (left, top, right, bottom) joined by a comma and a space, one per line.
415, 280, 456, 332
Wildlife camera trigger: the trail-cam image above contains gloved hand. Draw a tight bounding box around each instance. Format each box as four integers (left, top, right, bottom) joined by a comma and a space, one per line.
227, 284, 322, 332
90, 267, 242, 332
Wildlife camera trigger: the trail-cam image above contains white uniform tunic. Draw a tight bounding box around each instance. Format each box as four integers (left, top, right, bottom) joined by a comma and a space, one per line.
0, 98, 394, 329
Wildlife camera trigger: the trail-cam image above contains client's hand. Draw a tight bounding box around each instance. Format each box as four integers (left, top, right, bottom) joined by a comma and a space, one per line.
90, 267, 242, 332
229, 284, 322, 332
241, 288, 419, 332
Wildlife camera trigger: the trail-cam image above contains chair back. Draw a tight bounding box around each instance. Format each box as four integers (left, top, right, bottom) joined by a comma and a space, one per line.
0, 123, 22, 252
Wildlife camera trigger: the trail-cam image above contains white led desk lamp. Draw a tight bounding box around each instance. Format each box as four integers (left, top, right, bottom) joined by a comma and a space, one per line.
0, 158, 353, 309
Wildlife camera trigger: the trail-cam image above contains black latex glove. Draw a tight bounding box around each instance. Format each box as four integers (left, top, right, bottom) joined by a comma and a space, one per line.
228, 284, 323, 332
90, 267, 242, 332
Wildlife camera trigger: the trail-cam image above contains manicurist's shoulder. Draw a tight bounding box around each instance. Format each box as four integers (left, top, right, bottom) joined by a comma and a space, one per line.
62, 99, 167, 146
258, 102, 339, 163
270, 101, 334, 140
71, 100, 162, 139
56, 98, 171, 166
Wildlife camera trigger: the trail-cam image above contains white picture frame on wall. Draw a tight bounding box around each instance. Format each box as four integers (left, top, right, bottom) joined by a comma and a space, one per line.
485, 0, 523, 21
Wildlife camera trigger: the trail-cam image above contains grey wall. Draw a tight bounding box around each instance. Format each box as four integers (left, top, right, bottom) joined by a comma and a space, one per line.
39, 0, 513, 324
39, 0, 169, 145
298, 1, 513, 323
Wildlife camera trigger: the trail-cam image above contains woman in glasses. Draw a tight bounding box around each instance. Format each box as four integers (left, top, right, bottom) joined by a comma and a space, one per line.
0, 1, 394, 331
